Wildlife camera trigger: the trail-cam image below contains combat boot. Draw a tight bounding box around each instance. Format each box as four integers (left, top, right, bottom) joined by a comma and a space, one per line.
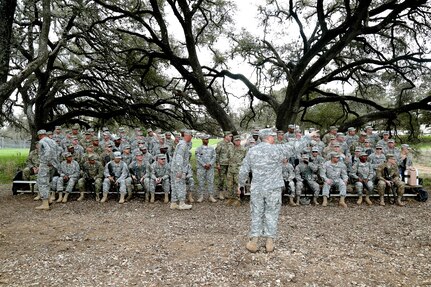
396, 196, 405, 206
356, 196, 363, 205
170, 202, 179, 210
119, 193, 125, 204
49, 192, 56, 203
379, 195, 385, 206
95, 192, 100, 202
266, 238, 274, 253
295, 196, 300, 206
288, 197, 297, 207
178, 201, 192, 210
365, 195, 372, 205
150, 192, 155, 203
246, 237, 259, 253
61, 193, 69, 203
339, 196, 347, 208
322, 196, 328, 207
219, 191, 225, 200
100, 192, 108, 203
33, 193, 41, 201
196, 195, 203, 203
126, 190, 133, 201
164, 193, 169, 203
35, 199, 50, 210
188, 192, 194, 203
209, 195, 217, 203
231, 198, 241, 207
77, 192, 85, 201
56, 192, 63, 203
313, 196, 319, 205
145, 192, 149, 203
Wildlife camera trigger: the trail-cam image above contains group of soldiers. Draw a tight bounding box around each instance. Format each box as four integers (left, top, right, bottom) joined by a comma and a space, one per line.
28, 124, 413, 211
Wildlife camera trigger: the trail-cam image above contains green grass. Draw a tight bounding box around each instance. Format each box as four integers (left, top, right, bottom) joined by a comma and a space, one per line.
0, 148, 29, 183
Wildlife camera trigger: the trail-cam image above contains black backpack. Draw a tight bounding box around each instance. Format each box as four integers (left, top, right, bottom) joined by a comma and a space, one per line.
416, 188, 428, 202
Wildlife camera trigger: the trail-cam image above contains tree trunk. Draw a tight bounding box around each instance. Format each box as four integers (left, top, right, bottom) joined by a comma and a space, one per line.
0, 0, 16, 84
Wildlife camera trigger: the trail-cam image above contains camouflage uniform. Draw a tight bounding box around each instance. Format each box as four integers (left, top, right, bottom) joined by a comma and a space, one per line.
57, 159, 80, 193
170, 140, 192, 203
23, 149, 40, 180
282, 161, 296, 197
376, 162, 405, 196
350, 160, 374, 195
195, 144, 216, 197
148, 160, 170, 194
103, 160, 129, 194
215, 139, 233, 194
37, 136, 59, 199
368, 152, 386, 171
295, 158, 321, 197
226, 144, 247, 199
78, 159, 104, 195
126, 160, 150, 193
320, 159, 348, 196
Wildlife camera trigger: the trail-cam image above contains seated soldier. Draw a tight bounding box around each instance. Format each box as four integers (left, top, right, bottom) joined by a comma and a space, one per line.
126, 150, 151, 202
376, 154, 405, 206
56, 152, 80, 203
350, 152, 374, 206
23, 142, 40, 181
148, 154, 170, 203
282, 159, 297, 206
78, 154, 104, 201
295, 154, 321, 205
320, 152, 348, 208
101, 151, 129, 203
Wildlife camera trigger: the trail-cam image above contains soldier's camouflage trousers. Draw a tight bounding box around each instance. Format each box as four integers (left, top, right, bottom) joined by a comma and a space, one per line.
249, 187, 282, 238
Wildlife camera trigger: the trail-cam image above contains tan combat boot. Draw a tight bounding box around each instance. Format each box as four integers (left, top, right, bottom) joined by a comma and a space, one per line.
95, 192, 100, 202
231, 198, 241, 207
126, 190, 133, 201
379, 195, 385, 206
77, 192, 85, 201
289, 197, 297, 207
322, 196, 328, 207
145, 192, 149, 203
209, 195, 217, 203
313, 196, 319, 205
150, 192, 155, 203
164, 193, 169, 203
219, 191, 225, 200
188, 192, 194, 203
56, 192, 63, 203
356, 196, 363, 205
365, 195, 372, 205
119, 193, 125, 204
49, 192, 56, 203
396, 196, 405, 206
246, 237, 259, 253
196, 195, 203, 203
339, 196, 347, 208
61, 193, 69, 203
266, 238, 274, 253
33, 193, 41, 201
35, 199, 50, 210
295, 196, 300, 206
170, 202, 179, 210
100, 192, 108, 203
178, 201, 192, 210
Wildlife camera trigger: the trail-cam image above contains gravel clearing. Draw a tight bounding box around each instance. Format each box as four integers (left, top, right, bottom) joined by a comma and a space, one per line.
1, 184, 430, 286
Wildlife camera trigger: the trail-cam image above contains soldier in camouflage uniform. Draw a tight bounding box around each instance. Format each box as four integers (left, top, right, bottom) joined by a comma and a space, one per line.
215, 131, 233, 199
148, 154, 170, 203
275, 130, 286, 144
80, 130, 93, 149
320, 152, 348, 208
322, 126, 338, 145
56, 152, 80, 203
226, 135, 247, 206
368, 144, 386, 171
345, 127, 359, 149
35, 130, 59, 210
195, 134, 217, 203
295, 154, 321, 205
282, 160, 297, 206
239, 128, 317, 253
170, 129, 193, 210
24, 142, 40, 181
126, 150, 150, 202
350, 152, 374, 205
78, 154, 104, 201
101, 151, 129, 204
376, 154, 405, 206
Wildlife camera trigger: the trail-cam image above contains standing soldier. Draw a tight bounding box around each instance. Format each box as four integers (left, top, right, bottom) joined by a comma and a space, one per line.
320, 152, 348, 208
238, 128, 318, 253
78, 154, 104, 201
215, 131, 233, 200
101, 151, 129, 203
195, 134, 217, 203
226, 135, 247, 206
148, 154, 171, 203
170, 129, 193, 210
295, 154, 321, 205
376, 154, 405, 206
275, 130, 286, 144
56, 152, 80, 203
350, 152, 374, 205
35, 130, 59, 210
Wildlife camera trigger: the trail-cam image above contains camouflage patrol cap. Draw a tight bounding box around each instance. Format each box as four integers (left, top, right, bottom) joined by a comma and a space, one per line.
401, 144, 409, 149
157, 154, 167, 160
330, 152, 340, 158
113, 134, 121, 140
159, 145, 168, 150
302, 154, 309, 160
224, 131, 233, 136
329, 126, 338, 130
47, 131, 53, 135
113, 151, 122, 158
92, 136, 99, 141
119, 127, 125, 132
365, 126, 373, 130
311, 147, 319, 152
64, 152, 73, 158
348, 127, 356, 131
67, 144, 74, 148
233, 135, 241, 141
123, 145, 131, 150
277, 130, 284, 134
88, 128, 94, 132
135, 127, 142, 131
288, 124, 295, 129
329, 135, 336, 140
183, 129, 193, 136
84, 130, 91, 135
65, 129, 71, 134
201, 134, 210, 140
386, 153, 395, 160
259, 128, 276, 138
147, 128, 153, 132
360, 152, 368, 157
88, 154, 96, 161
336, 132, 345, 137
71, 136, 78, 140
102, 127, 109, 131
55, 125, 62, 130
355, 147, 363, 152
333, 143, 340, 147
249, 138, 256, 143
383, 131, 389, 135
364, 139, 370, 143
360, 131, 367, 136
72, 124, 80, 129
135, 150, 143, 156
388, 139, 395, 143
37, 129, 47, 135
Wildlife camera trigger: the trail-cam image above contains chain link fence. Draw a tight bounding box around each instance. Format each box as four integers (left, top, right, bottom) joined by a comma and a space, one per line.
0, 137, 30, 149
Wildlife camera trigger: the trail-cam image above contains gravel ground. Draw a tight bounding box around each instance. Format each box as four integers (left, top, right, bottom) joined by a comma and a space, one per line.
1, 184, 430, 287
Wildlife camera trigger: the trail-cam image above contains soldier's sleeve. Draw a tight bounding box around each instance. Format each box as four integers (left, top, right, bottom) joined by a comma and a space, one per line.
210, 147, 216, 166
195, 147, 205, 167
341, 163, 348, 181
238, 152, 251, 187
367, 163, 375, 181
287, 163, 295, 181
320, 162, 328, 182
294, 165, 303, 182
172, 144, 185, 172
59, 162, 66, 177
96, 163, 104, 179
71, 161, 80, 179
118, 162, 128, 180
309, 161, 319, 173
350, 162, 359, 180
150, 163, 157, 180
103, 162, 110, 178
215, 142, 221, 165
376, 164, 385, 181
162, 163, 170, 180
